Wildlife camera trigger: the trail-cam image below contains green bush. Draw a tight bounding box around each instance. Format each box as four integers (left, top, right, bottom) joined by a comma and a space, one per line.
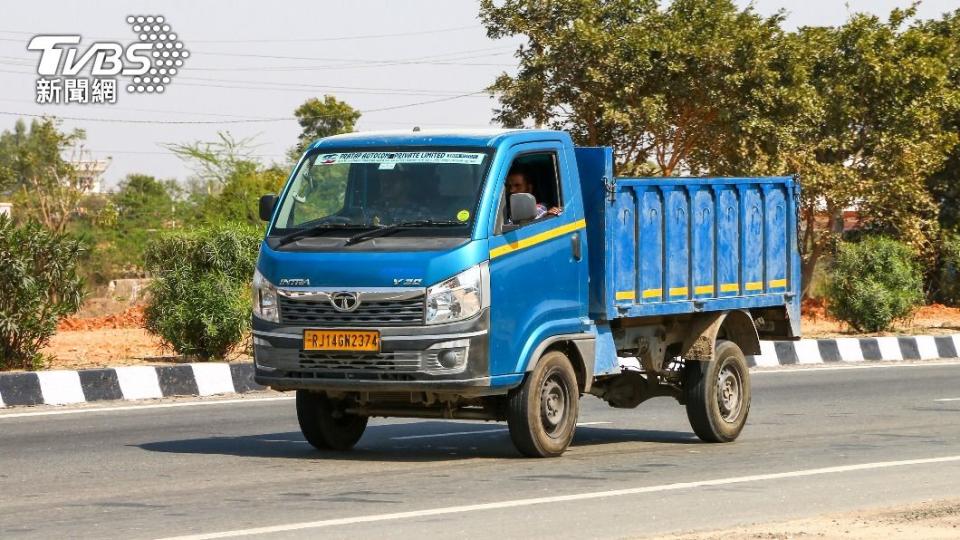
0, 217, 85, 370
935, 233, 960, 306
144, 224, 260, 360
825, 237, 924, 332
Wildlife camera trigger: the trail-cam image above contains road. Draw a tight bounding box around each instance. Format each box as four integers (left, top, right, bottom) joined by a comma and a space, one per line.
2, 361, 960, 539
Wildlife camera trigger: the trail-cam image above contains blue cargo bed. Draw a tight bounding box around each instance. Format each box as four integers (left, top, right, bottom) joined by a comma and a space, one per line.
575, 147, 801, 335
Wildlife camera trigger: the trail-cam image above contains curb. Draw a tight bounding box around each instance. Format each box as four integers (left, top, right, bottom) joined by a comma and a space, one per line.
0, 362, 263, 408
748, 334, 960, 367
2, 333, 959, 408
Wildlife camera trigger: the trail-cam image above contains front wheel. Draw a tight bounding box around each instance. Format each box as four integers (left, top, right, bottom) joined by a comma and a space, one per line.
683, 340, 751, 443
296, 390, 368, 451
507, 350, 580, 457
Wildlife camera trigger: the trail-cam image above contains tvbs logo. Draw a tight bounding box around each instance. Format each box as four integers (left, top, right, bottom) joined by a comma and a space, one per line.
27, 15, 188, 104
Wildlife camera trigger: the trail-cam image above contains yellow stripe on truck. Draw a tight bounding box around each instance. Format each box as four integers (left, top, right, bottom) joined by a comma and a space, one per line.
615, 291, 635, 301
669, 287, 688, 297
694, 285, 714, 295
768, 278, 787, 288
642, 288, 662, 299
489, 219, 587, 259
720, 283, 739, 293
745, 281, 763, 291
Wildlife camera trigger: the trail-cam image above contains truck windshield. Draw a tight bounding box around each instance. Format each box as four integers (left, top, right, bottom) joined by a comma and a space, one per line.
271, 148, 491, 234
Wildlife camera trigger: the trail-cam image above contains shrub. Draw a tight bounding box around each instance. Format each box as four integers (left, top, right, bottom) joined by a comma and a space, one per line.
0, 217, 85, 370
825, 237, 924, 332
144, 224, 261, 360
934, 233, 960, 306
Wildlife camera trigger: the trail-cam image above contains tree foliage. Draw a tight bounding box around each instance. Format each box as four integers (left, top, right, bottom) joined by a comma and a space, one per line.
481, 1, 960, 296
480, 0, 789, 176
143, 224, 260, 360
825, 237, 924, 332
0, 118, 91, 233
165, 131, 261, 188
290, 95, 361, 160
0, 216, 85, 370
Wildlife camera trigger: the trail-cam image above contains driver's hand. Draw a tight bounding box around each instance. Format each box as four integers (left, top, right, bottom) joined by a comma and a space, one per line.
548, 207, 562, 216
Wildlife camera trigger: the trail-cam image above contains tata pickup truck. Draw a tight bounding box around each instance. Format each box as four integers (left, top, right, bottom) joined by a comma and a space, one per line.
252, 129, 800, 457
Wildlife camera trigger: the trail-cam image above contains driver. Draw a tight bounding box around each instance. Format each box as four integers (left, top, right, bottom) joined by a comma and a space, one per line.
506, 167, 561, 219
369, 168, 434, 224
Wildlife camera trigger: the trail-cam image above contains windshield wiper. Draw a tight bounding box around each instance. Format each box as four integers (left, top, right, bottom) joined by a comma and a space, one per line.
343, 220, 465, 246
275, 222, 364, 247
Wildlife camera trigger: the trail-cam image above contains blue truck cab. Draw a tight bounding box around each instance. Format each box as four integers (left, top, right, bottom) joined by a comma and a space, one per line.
253, 129, 801, 457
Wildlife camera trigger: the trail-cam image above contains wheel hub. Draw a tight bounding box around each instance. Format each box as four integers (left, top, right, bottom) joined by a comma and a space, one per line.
716, 365, 742, 422
540, 376, 567, 430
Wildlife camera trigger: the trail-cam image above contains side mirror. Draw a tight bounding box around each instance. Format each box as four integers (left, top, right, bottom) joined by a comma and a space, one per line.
259, 194, 277, 222
509, 193, 538, 224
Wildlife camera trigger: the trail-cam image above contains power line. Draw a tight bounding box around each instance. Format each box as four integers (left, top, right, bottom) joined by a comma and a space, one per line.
0, 90, 489, 124
0, 66, 497, 99
0, 25, 482, 44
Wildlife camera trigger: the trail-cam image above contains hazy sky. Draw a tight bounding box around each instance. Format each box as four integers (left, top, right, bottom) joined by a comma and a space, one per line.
1, 0, 957, 188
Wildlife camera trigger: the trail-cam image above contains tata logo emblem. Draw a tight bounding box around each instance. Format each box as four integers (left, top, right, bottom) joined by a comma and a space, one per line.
329, 292, 360, 312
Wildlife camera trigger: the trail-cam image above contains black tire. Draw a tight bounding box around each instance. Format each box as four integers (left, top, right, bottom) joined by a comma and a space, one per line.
683, 340, 751, 443
296, 390, 368, 451
507, 350, 580, 458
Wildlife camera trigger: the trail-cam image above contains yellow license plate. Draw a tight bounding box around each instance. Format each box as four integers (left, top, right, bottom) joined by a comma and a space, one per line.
303, 330, 380, 352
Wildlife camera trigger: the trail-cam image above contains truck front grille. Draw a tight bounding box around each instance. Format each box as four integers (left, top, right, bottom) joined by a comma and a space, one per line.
298, 351, 425, 372
278, 295, 425, 326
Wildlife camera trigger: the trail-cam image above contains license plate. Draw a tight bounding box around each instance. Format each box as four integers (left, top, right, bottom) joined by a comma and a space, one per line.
302, 329, 380, 352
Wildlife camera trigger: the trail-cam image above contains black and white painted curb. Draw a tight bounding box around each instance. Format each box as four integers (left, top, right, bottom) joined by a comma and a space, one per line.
0, 362, 261, 408
749, 333, 960, 367
2, 334, 959, 408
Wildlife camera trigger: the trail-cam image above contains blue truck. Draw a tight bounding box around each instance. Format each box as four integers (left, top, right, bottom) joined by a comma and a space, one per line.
252, 129, 801, 457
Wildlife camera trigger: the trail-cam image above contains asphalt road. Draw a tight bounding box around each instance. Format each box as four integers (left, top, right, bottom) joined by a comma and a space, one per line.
2, 362, 960, 539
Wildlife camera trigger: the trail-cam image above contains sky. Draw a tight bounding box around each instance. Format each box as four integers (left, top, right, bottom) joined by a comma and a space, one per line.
0, 0, 957, 189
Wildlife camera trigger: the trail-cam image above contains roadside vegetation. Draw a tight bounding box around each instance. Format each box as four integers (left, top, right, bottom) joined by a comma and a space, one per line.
2, 2, 960, 368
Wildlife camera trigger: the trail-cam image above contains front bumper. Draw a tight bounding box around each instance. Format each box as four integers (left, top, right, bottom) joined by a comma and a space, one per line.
252, 309, 496, 395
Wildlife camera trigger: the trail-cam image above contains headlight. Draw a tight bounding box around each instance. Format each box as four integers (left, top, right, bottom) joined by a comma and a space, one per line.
252, 268, 279, 323
425, 265, 482, 324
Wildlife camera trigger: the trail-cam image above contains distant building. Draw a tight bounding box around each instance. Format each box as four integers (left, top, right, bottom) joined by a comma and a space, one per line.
68, 146, 111, 194
0, 202, 10, 217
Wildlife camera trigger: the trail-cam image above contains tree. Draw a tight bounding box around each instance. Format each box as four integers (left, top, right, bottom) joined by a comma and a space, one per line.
114, 173, 180, 227
479, 0, 789, 175
165, 131, 260, 189
0, 216, 85, 370
771, 9, 960, 295
290, 95, 361, 160
922, 9, 960, 233
196, 165, 287, 225
0, 118, 89, 233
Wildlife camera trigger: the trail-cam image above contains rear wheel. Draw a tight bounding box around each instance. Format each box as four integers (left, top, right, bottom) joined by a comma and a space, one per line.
683, 340, 751, 443
296, 390, 368, 451
507, 350, 580, 457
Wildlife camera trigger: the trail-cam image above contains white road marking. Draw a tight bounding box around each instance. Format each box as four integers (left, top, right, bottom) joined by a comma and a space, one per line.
0, 396, 295, 420
36, 370, 85, 405
157, 454, 960, 540
390, 421, 612, 441
875, 336, 903, 361
191, 363, 236, 396
934, 398, 960, 402
114, 365, 163, 400
915, 336, 941, 360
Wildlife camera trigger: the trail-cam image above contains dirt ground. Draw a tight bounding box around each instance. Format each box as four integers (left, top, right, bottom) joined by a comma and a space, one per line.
35, 299, 960, 371
653, 498, 960, 539
40, 304, 250, 370
802, 298, 960, 338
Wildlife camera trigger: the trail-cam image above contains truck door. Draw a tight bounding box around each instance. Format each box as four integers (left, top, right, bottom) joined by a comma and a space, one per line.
487, 142, 589, 378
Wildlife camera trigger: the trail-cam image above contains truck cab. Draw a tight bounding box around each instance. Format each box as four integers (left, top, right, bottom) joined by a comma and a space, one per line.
253, 129, 800, 457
